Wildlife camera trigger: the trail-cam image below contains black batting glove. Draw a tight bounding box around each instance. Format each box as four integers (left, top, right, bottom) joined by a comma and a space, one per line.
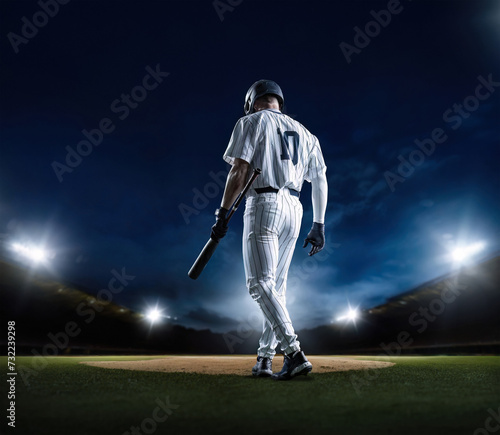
210, 207, 229, 242
303, 222, 325, 256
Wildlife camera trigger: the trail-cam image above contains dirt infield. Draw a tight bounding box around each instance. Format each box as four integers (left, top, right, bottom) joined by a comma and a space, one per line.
82, 356, 394, 375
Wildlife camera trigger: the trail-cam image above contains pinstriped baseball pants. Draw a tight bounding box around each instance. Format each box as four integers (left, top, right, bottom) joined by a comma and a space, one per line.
242, 189, 302, 359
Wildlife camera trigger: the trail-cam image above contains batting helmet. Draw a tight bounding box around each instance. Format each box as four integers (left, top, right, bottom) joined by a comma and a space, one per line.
244, 79, 284, 115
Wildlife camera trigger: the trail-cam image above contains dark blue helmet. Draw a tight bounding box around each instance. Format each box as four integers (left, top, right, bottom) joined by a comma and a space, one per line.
244, 79, 284, 115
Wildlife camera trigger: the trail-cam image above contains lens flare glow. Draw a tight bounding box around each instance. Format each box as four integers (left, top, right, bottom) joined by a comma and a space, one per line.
451, 242, 485, 263
11, 242, 49, 263
336, 307, 359, 322
146, 308, 163, 323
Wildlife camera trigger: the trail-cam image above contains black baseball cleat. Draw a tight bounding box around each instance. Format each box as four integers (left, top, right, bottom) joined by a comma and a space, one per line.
271, 350, 312, 381
252, 356, 273, 377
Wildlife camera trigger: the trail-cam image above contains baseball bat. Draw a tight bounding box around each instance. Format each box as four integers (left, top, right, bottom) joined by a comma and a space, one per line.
188, 168, 261, 280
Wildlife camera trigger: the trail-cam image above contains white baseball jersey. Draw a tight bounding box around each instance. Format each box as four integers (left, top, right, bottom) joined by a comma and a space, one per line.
223, 109, 327, 359
223, 109, 326, 192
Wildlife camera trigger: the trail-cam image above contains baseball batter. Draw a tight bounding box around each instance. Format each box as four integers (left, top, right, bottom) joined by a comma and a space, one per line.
211, 80, 328, 380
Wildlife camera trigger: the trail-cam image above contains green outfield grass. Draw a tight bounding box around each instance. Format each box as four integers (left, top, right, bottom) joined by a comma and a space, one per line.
2, 355, 499, 435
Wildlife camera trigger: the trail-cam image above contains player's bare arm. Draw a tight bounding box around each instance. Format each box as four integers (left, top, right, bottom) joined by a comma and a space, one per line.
220, 158, 250, 210
210, 158, 250, 243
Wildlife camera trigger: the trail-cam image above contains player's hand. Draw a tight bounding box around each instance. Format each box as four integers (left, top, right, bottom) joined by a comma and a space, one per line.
303, 222, 325, 256
210, 207, 229, 242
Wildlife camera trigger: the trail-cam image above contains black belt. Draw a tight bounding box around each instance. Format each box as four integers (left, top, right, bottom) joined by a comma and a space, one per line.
255, 187, 300, 198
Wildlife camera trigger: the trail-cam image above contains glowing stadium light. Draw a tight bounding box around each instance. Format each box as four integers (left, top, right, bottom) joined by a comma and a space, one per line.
451, 242, 485, 263
336, 307, 359, 323
146, 307, 163, 324
11, 242, 49, 263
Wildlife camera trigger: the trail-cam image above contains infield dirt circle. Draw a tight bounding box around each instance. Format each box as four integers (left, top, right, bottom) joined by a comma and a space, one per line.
82, 356, 394, 375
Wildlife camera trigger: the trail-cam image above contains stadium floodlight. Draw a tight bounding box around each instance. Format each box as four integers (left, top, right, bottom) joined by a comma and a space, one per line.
146, 307, 163, 324
451, 241, 485, 263
336, 307, 359, 323
11, 242, 49, 263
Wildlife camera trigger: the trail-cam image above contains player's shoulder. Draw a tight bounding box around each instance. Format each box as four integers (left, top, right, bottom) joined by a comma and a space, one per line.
242, 110, 299, 127
281, 114, 318, 142
236, 111, 317, 142
235, 111, 265, 129
241, 109, 276, 122
284, 115, 309, 133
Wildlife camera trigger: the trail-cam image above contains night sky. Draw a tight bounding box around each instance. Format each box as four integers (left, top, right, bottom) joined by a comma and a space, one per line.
1, 0, 499, 332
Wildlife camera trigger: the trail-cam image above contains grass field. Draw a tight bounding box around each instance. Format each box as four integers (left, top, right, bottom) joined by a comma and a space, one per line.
2, 355, 499, 435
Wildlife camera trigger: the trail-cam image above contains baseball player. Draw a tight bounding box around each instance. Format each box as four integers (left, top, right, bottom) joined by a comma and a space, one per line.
211, 80, 328, 380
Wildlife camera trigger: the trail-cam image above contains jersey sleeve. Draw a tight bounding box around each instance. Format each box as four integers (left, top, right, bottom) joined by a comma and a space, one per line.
223, 117, 257, 165
305, 136, 327, 182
